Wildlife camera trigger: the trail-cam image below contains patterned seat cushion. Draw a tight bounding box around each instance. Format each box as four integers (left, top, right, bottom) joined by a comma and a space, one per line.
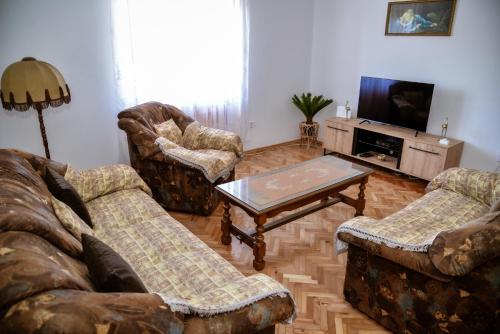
337, 188, 490, 253
86, 189, 294, 318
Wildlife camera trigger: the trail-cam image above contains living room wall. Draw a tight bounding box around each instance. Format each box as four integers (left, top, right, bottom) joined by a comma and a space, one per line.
0, 0, 314, 167
310, 0, 500, 171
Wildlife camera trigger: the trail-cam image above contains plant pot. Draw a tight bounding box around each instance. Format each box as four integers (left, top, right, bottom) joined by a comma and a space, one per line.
299, 121, 319, 148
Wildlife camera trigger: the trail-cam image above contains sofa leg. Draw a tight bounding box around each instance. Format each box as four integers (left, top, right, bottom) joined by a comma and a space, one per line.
255, 325, 275, 334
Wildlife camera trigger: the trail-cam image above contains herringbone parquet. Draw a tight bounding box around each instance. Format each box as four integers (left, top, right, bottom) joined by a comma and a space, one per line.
170, 143, 427, 334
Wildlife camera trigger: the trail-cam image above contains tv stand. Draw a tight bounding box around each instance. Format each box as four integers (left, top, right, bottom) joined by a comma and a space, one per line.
323, 117, 464, 181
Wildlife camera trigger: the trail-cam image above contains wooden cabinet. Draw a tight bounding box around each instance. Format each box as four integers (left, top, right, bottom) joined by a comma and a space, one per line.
324, 121, 354, 155
400, 140, 447, 180
322, 117, 464, 181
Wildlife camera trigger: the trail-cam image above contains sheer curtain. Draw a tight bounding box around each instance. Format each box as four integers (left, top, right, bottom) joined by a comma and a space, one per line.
111, 0, 248, 134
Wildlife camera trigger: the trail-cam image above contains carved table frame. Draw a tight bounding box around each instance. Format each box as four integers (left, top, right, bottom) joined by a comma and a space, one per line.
217, 173, 371, 271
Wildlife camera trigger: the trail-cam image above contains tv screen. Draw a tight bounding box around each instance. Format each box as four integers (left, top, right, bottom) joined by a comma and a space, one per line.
357, 76, 434, 132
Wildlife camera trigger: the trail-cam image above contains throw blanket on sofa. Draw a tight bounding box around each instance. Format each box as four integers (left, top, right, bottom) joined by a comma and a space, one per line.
336, 188, 489, 253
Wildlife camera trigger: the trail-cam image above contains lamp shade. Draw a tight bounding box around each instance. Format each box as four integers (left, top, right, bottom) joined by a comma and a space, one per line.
0, 57, 70, 112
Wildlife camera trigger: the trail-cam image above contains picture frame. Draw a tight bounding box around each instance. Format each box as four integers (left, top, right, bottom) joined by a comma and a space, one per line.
385, 0, 457, 36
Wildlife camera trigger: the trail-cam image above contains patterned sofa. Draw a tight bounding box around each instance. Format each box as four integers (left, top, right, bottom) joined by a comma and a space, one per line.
0, 149, 295, 334
337, 168, 499, 334
118, 102, 243, 215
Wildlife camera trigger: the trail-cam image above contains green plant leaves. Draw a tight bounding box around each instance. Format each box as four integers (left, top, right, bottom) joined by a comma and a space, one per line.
292, 92, 333, 123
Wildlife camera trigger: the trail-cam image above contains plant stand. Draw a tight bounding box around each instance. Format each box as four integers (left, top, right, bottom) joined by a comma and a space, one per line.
299, 121, 319, 148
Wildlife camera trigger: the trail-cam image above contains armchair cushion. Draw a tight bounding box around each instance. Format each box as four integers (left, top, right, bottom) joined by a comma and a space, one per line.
65, 164, 152, 202
427, 167, 499, 206
182, 121, 243, 157
429, 211, 500, 276
51, 196, 94, 242
153, 119, 182, 145
336, 188, 489, 253
156, 137, 238, 183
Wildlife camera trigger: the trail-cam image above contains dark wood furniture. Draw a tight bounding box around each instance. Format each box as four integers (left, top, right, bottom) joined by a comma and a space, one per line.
217, 155, 372, 270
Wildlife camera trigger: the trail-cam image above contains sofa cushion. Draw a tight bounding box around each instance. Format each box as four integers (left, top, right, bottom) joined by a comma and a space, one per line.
156, 137, 238, 183
88, 188, 294, 318
336, 188, 489, 253
0, 231, 93, 310
182, 121, 243, 157
429, 211, 500, 276
154, 119, 182, 145
0, 151, 83, 258
45, 167, 93, 227
65, 164, 152, 202
82, 234, 148, 293
51, 196, 94, 242
427, 167, 499, 206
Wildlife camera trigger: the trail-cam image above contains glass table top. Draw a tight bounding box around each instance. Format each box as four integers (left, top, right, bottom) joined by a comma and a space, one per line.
217, 155, 372, 212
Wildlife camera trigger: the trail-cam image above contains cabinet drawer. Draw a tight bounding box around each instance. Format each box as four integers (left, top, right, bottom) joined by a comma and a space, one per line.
400, 140, 447, 180
324, 122, 354, 155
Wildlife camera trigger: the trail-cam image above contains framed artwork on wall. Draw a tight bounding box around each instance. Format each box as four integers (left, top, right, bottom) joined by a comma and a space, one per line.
385, 0, 457, 36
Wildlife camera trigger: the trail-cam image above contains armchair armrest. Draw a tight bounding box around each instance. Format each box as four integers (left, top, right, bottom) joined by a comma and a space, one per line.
64, 164, 152, 202
0, 290, 184, 334
118, 117, 161, 159
429, 211, 500, 276
426, 167, 499, 206
182, 122, 243, 157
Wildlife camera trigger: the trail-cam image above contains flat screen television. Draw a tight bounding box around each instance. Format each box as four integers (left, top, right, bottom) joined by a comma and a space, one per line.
357, 76, 434, 132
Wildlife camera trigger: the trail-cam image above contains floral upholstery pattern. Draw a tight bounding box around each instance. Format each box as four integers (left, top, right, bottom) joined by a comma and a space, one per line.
51, 196, 94, 242
336, 188, 489, 253
87, 188, 295, 319
427, 167, 500, 206
154, 119, 183, 145
344, 244, 498, 334
156, 137, 238, 183
64, 164, 152, 202
429, 211, 500, 276
182, 121, 243, 157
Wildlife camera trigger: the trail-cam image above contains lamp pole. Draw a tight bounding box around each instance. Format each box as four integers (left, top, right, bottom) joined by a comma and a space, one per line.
36, 106, 50, 159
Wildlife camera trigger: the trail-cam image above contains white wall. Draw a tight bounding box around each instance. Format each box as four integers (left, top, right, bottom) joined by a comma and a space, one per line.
0, 0, 315, 164
245, 0, 315, 149
0, 0, 123, 169
310, 0, 500, 171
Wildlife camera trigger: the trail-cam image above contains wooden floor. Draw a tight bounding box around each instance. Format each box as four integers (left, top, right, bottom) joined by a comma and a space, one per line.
170, 143, 427, 334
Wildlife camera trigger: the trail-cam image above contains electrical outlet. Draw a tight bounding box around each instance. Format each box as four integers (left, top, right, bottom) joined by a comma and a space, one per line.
249, 121, 256, 128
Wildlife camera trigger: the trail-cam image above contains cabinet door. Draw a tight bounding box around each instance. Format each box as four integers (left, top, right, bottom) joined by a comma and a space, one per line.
400, 140, 446, 180
323, 122, 354, 155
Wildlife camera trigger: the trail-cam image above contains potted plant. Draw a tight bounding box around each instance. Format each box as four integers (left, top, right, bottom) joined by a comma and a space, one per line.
292, 93, 333, 147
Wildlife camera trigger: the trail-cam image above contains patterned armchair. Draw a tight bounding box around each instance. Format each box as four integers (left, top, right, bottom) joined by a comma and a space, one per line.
336, 168, 500, 334
117, 102, 243, 215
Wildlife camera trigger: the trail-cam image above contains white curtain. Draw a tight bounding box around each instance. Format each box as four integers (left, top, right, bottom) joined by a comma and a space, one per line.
111, 0, 248, 134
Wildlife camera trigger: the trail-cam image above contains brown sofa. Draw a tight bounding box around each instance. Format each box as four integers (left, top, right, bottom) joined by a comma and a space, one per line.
0, 149, 294, 334
118, 102, 242, 215
337, 168, 499, 334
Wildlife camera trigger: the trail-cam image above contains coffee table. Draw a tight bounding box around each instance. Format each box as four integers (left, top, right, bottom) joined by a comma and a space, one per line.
216, 155, 373, 270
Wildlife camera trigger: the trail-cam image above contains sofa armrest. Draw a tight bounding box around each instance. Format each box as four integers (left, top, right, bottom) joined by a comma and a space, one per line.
426, 167, 499, 206
182, 122, 243, 157
0, 290, 184, 334
10, 149, 67, 176
64, 164, 152, 202
184, 296, 294, 334
429, 211, 500, 276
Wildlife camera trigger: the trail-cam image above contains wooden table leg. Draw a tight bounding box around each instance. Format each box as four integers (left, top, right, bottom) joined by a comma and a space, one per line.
221, 200, 232, 245
253, 215, 267, 271
354, 176, 368, 217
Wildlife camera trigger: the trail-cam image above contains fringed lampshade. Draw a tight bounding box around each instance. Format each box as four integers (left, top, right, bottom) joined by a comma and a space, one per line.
0, 57, 71, 158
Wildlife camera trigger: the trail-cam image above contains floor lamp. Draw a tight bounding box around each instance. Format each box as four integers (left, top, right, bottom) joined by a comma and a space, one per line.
0, 57, 71, 159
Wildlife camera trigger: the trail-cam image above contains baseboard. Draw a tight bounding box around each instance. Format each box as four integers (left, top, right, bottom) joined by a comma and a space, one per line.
244, 139, 323, 154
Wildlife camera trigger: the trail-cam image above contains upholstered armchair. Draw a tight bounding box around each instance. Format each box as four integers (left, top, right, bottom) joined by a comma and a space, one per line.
336, 168, 500, 334
117, 102, 243, 215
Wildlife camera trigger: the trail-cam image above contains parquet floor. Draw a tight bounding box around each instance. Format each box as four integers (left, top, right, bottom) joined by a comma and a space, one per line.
170, 143, 427, 334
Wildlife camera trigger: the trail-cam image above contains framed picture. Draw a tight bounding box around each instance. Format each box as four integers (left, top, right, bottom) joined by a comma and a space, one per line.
385, 0, 457, 36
